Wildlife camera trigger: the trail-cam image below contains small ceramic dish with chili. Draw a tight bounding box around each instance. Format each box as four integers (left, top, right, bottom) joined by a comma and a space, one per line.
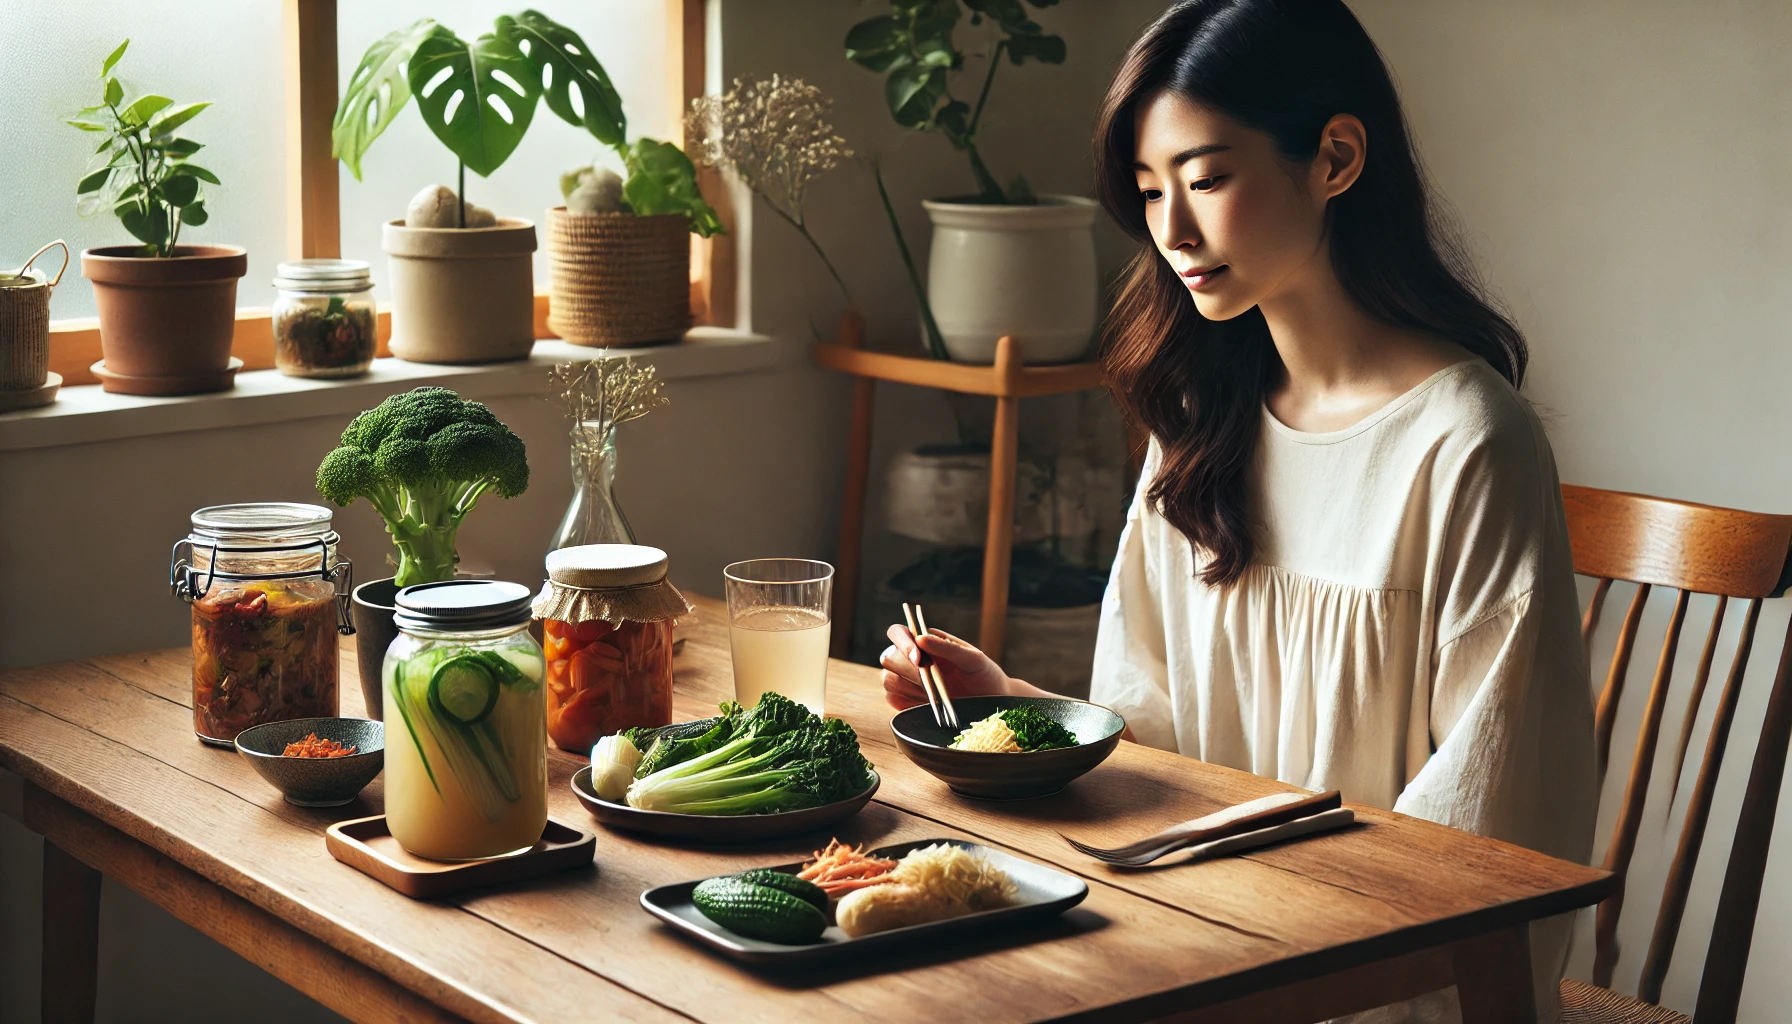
235, 717, 385, 807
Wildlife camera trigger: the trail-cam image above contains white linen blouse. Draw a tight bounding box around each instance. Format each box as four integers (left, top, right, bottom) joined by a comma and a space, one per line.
1090, 359, 1597, 1022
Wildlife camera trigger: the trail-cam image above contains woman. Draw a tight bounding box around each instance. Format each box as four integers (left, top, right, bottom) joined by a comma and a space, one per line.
881, 1, 1596, 1020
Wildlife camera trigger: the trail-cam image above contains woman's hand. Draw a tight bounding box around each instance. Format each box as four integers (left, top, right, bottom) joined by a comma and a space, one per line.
880, 624, 1053, 710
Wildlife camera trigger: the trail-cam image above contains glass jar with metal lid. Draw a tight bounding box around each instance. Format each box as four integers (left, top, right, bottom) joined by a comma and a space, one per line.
271, 258, 377, 378
170, 503, 354, 746
383, 580, 548, 861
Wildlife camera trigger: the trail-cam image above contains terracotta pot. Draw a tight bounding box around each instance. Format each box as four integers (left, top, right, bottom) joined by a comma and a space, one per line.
382, 218, 536, 364
83, 244, 247, 394
350, 577, 400, 721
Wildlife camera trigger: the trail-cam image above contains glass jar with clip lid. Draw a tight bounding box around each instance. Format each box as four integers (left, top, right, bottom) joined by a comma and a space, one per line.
170, 503, 354, 746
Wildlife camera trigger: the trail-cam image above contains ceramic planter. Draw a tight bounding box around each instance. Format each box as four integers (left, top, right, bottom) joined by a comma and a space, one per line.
921, 195, 1098, 364
883, 443, 1054, 547
545, 207, 689, 347
83, 244, 247, 394
382, 218, 536, 364
350, 577, 400, 720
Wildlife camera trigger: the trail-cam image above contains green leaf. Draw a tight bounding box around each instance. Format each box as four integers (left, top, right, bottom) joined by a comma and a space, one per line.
100, 39, 129, 78
162, 174, 199, 206
163, 137, 203, 157
334, 18, 437, 180
64, 117, 111, 132
180, 200, 208, 226
499, 10, 625, 147
1005, 32, 1065, 64
104, 77, 123, 106
119, 94, 172, 126
170, 162, 220, 185
407, 25, 541, 177
622, 138, 723, 237
886, 64, 943, 127
120, 203, 169, 247
77, 167, 112, 194
150, 101, 210, 138
844, 16, 900, 65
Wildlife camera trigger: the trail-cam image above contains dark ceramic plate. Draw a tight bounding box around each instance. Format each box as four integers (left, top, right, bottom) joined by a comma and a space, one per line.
572, 765, 881, 841
891, 695, 1124, 799
640, 837, 1088, 965
235, 717, 385, 807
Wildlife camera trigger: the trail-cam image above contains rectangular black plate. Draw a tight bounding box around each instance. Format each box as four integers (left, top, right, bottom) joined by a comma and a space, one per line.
639, 838, 1089, 966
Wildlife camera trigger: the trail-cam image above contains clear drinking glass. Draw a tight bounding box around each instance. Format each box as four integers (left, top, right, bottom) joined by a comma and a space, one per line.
723, 559, 834, 716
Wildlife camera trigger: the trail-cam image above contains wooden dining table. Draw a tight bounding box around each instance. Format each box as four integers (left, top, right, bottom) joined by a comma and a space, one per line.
2, 594, 1611, 1024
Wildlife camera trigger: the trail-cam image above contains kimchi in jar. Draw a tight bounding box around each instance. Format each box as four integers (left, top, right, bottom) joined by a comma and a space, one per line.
172, 503, 353, 746
533, 544, 689, 753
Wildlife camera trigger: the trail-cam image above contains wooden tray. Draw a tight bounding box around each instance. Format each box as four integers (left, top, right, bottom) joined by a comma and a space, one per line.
326, 815, 594, 898
640, 838, 1088, 966
573, 764, 880, 842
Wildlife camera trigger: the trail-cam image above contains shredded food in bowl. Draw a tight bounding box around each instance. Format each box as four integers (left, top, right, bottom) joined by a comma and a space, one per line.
951, 714, 1022, 753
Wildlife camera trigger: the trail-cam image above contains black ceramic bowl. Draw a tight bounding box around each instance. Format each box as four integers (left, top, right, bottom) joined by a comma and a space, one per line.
890, 696, 1125, 799
235, 717, 385, 807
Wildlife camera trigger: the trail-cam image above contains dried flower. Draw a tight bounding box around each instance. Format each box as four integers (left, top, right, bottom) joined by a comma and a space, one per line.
549, 358, 668, 444
687, 75, 853, 301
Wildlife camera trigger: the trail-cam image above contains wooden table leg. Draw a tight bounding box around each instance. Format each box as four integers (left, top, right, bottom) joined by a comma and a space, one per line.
830, 310, 872, 658
979, 335, 1022, 663
1452, 924, 1537, 1024
42, 839, 102, 1024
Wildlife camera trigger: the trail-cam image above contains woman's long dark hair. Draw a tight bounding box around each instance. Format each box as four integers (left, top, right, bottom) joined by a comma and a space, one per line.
1095, 0, 1526, 586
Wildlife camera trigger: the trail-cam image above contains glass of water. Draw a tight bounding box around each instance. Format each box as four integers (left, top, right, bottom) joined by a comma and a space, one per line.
723, 559, 833, 716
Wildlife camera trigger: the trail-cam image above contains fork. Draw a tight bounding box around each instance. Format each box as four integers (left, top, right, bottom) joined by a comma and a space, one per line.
1061, 789, 1342, 866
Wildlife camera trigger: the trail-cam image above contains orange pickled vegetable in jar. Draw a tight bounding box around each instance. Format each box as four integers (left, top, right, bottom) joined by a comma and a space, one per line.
533, 544, 690, 754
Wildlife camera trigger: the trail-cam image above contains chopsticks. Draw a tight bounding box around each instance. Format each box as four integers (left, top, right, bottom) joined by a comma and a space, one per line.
901, 602, 959, 729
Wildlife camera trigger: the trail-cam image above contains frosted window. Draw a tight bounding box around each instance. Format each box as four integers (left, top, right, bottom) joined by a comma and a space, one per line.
0, 3, 286, 319
336, 2, 673, 305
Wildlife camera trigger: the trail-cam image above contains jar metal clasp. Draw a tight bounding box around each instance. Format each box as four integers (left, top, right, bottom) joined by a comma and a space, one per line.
169, 536, 356, 635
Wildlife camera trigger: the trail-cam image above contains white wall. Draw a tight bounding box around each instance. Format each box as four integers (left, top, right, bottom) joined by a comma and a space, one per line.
1348, 2, 1792, 1018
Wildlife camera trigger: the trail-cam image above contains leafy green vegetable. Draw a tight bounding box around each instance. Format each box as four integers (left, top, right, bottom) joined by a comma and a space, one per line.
997, 705, 1077, 751
314, 386, 529, 588
622, 693, 872, 815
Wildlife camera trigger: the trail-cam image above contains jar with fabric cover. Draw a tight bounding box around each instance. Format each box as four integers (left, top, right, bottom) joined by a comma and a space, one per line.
383, 580, 547, 861
170, 503, 354, 746
534, 544, 689, 753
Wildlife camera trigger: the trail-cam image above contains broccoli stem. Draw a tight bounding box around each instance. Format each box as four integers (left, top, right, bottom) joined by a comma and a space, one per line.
388, 518, 461, 587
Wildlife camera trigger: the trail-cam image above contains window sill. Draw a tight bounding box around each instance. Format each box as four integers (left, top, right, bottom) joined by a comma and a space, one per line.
0, 328, 776, 453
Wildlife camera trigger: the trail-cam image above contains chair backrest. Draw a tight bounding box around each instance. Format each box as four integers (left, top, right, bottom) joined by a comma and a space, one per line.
1563, 484, 1792, 1018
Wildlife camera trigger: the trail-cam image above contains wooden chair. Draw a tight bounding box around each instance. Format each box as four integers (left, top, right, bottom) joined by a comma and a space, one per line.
1560, 484, 1792, 1023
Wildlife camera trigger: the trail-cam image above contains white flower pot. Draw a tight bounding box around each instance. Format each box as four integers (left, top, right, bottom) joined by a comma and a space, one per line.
921, 195, 1098, 364
382, 218, 537, 364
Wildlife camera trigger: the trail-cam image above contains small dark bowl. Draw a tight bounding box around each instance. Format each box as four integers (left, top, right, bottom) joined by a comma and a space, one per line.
235, 717, 385, 807
891, 695, 1125, 800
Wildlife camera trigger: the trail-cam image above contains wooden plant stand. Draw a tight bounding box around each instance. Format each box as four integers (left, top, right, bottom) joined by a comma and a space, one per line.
814, 311, 1107, 662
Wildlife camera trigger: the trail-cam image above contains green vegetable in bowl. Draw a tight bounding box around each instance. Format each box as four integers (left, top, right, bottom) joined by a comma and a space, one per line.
618, 692, 872, 815
951, 705, 1078, 752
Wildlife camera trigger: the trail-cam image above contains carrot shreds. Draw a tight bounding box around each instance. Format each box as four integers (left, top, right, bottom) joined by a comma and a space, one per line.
281, 733, 358, 758
798, 839, 897, 896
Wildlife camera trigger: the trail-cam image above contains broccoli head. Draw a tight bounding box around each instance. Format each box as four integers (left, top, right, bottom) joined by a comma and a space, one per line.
315, 386, 529, 587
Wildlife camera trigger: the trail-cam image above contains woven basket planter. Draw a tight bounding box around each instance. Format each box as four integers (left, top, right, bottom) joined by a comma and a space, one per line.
547, 207, 690, 348
0, 241, 67, 390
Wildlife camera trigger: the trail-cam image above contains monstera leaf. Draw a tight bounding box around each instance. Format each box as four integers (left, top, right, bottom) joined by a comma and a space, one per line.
334, 19, 438, 181
407, 24, 541, 178
622, 139, 723, 237
499, 10, 625, 147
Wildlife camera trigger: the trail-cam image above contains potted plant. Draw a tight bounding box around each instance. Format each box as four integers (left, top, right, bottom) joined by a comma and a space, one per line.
66, 39, 246, 395
335, 11, 720, 363
846, 0, 1097, 365
548, 101, 725, 346
314, 385, 530, 715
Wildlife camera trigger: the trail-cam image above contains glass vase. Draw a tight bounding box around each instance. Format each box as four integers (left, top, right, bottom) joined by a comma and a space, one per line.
550, 423, 636, 551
